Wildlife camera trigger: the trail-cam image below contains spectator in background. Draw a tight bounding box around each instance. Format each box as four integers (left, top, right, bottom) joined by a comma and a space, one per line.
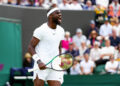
20, 0, 29, 6
70, 59, 81, 75
110, 17, 117, 26
34, 0, 57, 8
84, 0, 96, 5
108, 0, 120, 19
7, 0, 13, 4
62, 31, 72, 52
9, 53, 34, 85
73, 28, 87, 49
87, 20, 99, 38
83, 0, 94, 10
1, 0, 7, 4
96, 39, 115, 66
65, 42, 79, 74
65, 42, 79, 58
38, 0, 45, 7
109, 0, 120, 4
97, 36, 106, 47
112, 18, 120, 36
34, 0, 46, 8
114, 43, 120, 59
79, 40, 87, 60
90, 41, 101, 62
70, 0, 83, 10
109, 29, 120, 48
94, 3, 107, 27
58, 0, 71, 10
42, 0, 58, 9
25, 0, 34, 6
23, 52, 34, 68
105, 55, 118, 74
109, 0, 114, 4
0, 0, 3, 4
99, 18, 112, 38
84, 40, 92, 54
96, 0, 109, 9
89, 30, 98, 47
80, 53, 95, 75
78, 0, 85, 7
16, 0, 22, 5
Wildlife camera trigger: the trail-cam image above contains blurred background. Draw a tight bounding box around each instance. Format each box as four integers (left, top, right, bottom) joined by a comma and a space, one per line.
1, 0, 120, 86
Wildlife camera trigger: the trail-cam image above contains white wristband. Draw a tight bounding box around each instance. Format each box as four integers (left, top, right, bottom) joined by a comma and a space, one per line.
32, 54, 40, 62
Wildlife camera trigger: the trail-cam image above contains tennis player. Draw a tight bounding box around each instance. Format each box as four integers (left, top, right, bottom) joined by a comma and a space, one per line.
28, 6, 65, 86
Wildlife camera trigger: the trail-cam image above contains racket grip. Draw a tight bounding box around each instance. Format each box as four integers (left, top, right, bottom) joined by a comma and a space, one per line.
28, 68, 38, 72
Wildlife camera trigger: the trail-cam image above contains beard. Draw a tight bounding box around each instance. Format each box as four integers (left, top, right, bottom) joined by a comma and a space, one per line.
52, 17, 61, 25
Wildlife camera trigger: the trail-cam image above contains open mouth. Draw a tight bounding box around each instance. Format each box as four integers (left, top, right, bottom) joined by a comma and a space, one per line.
58, 16, 62, 21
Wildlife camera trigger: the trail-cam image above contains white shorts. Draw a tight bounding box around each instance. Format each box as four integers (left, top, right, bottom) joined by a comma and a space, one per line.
33, 68, 64, 84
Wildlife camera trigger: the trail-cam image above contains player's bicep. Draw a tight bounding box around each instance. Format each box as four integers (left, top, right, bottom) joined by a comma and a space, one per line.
28, 37, 40, 55
30, 37, 40, 47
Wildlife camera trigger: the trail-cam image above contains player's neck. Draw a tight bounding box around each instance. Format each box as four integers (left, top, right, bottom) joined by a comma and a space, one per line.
48, 22, 57, 29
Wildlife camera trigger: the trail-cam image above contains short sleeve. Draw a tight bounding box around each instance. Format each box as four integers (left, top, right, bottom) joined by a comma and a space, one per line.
91, 61, 96, 67
61, 29, 65, 40
79, 61, 83, 67
33, 27, 43, 40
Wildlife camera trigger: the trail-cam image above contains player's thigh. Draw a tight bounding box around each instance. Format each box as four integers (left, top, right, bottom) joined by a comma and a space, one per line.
47, 80, 61, 86
34, 75, 44, 86
46, 70, 64, 84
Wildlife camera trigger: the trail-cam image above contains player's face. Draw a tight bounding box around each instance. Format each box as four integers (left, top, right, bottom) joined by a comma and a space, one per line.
52, 10, 62, 25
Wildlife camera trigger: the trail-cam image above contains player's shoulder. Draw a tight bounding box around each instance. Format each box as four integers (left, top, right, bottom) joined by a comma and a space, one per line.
37, 23, 47, 29
34, 23, 47, 32
57, 25, 64, 32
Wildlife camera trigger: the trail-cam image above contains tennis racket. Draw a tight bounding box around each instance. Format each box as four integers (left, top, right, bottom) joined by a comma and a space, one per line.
28, 53, 73, 72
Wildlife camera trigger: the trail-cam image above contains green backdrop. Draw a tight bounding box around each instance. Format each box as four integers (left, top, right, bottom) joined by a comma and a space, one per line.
13, 75, 120, 86
0, 20, 22, 86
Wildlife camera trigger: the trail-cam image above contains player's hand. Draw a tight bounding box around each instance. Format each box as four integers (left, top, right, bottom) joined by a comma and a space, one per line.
37, 60, 46, 70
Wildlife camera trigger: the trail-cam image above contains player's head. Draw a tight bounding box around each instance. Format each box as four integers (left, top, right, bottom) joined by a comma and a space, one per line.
47, 6, 62, 25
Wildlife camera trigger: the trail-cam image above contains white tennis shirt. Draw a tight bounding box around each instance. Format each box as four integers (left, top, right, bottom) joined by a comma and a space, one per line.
105, 61, 118, 73
33, 23, 65, 65
80, 60, 95, 73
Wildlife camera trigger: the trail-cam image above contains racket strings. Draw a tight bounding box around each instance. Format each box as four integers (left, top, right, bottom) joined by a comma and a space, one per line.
51, 54, 73, 70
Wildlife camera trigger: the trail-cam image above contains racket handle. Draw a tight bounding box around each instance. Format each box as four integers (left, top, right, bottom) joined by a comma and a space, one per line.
28, 68, 38, 72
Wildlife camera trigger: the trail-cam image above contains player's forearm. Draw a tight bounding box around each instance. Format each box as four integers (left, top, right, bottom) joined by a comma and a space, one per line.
59, 48, 62, 55
28, 45, 41, 62
59, 41, 62, 54
28, 44, 36, 56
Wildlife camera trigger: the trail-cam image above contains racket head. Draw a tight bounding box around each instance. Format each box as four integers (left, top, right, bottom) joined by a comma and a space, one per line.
50, 53, 73, 71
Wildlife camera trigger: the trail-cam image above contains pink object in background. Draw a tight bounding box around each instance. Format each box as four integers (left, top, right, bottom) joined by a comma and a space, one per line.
0, 64, 4, 71
62, 38, 72, 50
